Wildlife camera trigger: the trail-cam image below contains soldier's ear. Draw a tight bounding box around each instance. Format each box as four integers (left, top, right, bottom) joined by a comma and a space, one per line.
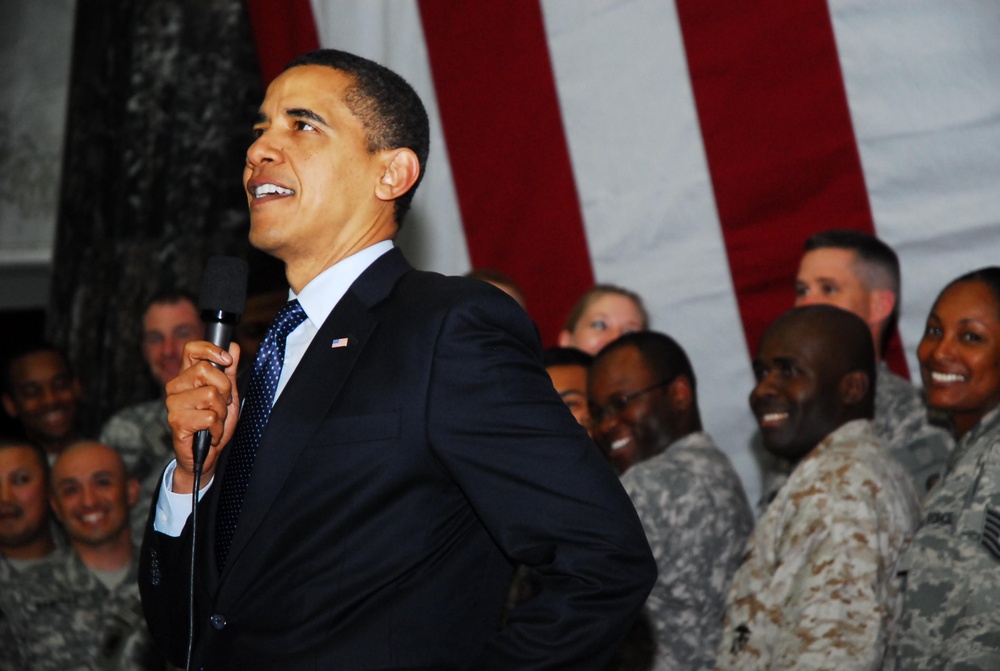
667, 376, 693, 413
838, 370, 870, 406
2, 393, 17, 418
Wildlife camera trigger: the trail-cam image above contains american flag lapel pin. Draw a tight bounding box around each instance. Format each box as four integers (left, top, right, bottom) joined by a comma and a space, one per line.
331, 337, 349, 349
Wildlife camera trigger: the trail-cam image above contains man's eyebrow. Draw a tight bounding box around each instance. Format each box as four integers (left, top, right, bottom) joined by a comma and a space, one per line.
287, 108, 329, 127
251, 109, 329, 127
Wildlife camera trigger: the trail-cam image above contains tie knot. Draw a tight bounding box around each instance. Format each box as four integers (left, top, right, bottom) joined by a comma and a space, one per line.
273, 299, 307, 338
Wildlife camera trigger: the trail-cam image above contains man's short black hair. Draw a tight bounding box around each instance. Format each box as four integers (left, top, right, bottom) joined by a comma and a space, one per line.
595, 331, 697, 395
804, 229, 901, 354
285, 49, 430, 227
543, 347, 593, 370
142, 289, 198, 317
2, 342, 74, 395
0, 438, 50, 485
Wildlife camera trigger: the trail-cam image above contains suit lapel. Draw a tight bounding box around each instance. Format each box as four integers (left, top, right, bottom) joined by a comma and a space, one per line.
218, 249, 412, 581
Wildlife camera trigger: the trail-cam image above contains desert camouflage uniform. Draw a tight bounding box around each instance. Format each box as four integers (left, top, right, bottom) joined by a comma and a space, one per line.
717, 419, 921, 671
617, 431, 753, 671
876, 362, 954, 496
100, 400, 172, 541
0, 547, 164, 671
896, 406, 1000, 670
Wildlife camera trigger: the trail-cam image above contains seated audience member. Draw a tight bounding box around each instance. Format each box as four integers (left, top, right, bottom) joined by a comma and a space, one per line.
543, 346, 593, 433
0, 439, 61, 669
0, 440, 57, 567
100, 291, 204, 536
1, 343, 83, 459
896, 267, 1000, 669
559, 284, 648, 355
502, 346, 597, 620
589, 331, 753, 671
0, 441, 163, 670
794, 229, 953, 494
717, 305, 921, 671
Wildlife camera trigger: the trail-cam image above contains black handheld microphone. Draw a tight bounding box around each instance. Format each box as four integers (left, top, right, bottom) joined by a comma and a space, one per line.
192, 255, 248, 472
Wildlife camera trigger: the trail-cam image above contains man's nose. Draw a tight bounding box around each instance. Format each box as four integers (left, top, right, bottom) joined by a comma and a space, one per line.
247, 130, 281, 166
750, 374, 777, 405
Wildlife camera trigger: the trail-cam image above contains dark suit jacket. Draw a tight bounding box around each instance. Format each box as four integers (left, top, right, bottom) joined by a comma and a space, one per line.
139, 249, 655, 670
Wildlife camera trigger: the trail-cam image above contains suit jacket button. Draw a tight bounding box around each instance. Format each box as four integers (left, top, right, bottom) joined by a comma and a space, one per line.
210, 614, 227, 630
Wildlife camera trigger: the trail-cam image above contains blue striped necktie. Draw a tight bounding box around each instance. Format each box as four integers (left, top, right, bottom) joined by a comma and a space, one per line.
215, 298, 306, 572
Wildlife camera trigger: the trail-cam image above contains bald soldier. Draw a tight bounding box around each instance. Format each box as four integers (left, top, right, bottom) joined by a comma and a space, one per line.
717, 305, 921, 671
2, 442, 163, 670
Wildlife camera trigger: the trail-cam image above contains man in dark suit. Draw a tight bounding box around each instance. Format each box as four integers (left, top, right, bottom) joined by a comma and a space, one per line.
138, 49, 656, 670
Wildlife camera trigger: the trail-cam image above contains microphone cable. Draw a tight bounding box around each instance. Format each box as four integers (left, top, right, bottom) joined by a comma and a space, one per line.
187, 464, 203, 671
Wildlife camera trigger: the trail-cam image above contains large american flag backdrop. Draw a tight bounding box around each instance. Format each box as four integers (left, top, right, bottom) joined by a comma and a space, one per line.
245, 0, 1000, 506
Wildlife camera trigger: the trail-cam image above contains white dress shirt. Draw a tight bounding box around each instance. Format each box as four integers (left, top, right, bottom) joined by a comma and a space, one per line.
154, 241, 393, 536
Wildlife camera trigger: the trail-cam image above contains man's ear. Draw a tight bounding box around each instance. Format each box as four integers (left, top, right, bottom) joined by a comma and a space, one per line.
2, 393, 17, 418
127, 478, 140, 508
50, 496, 64, 525
374, 148, 420, 203
667, 376, 693, 413
838, 370, 870, 406
869, 289, 896, 326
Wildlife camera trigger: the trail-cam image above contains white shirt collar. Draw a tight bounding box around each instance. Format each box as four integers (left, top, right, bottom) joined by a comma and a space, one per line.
291, 240, 394, 328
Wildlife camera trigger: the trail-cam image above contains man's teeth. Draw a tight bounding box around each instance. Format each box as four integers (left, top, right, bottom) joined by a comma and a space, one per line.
762, 412, 788, 423
81, 512, 104, 524
611, 437, 630, 451
254, 183, 294, 198
931, 372, 966, 383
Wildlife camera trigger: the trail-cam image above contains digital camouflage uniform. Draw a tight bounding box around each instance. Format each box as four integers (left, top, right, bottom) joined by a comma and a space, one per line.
896, 406, 1000, 670
717, 420, 921, 671
875, 362, 954, 496
99, 400, 172, 541
0, 547, 164, 671
618, 431, 753, 671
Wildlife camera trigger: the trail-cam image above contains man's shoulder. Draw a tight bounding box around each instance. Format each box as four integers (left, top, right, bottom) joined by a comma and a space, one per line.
1, 549, 93, 609
624, 434, 749, 511
99, 399, 165, 436
793, 421, 921, 516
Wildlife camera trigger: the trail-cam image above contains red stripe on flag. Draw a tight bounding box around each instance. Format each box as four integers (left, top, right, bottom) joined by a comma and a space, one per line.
244, 0, 320, 86
418, 0, 594, 346
676, 0, 909, 375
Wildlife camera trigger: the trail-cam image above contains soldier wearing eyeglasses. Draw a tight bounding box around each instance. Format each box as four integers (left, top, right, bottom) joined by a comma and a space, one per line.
589, 331, 753, 671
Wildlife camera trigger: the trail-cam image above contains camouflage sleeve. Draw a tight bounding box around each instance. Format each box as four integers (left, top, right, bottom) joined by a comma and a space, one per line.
0, 608, 28, 670
766, 474, 892, 670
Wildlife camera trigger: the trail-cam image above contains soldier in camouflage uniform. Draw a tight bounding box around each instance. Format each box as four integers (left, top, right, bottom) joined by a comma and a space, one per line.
590, 332, 754, 671
0, 546, 163, 671
896, 268, 1000, 670
0, 440, 62, 670
100, 291, 204, 540
793, 229, 953, 496
1, 441, 165, 670
718, 306, 921, 671
99, 399, 173, 541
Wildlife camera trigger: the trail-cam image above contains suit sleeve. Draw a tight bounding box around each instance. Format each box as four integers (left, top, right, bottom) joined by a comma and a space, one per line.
138, 473, 206, 668
425, 289, 657, 669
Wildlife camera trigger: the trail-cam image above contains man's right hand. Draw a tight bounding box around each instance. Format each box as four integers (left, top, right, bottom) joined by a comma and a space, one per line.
165, 340, 241, 494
